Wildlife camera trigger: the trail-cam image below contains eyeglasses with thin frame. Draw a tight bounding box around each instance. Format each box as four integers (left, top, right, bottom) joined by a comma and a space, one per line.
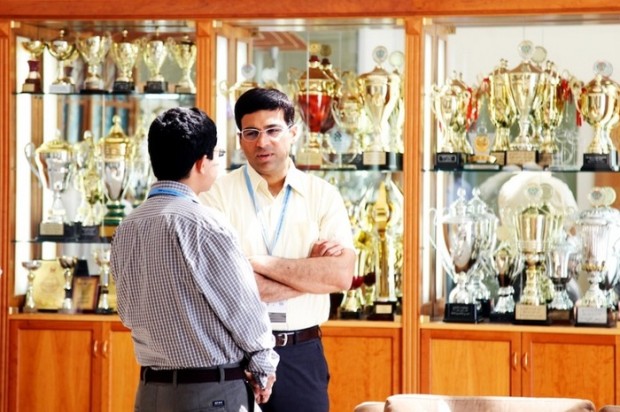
238, 126, 290, 141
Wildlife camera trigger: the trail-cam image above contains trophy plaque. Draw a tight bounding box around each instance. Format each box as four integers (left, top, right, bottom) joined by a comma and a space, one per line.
573, 61, 620, 171
24, 133, 75, 240
22, 260, 42, 313
167, 35, 197, 94
110, 30, 141, 93
46, 30, 78, 94
76, 32, 112, 93
21, 39, 46, 93
141, 31, 169, 93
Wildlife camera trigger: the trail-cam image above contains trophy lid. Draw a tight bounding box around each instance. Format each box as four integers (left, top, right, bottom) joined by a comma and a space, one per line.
100, 115, 132, 158
36, 130, 74, 155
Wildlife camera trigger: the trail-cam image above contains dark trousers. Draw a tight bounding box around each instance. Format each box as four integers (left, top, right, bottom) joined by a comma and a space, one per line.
134, 379, 254, 412
261, 338, 330, 412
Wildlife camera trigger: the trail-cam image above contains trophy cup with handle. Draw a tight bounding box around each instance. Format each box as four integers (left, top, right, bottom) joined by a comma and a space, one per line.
22, 260, 42, 313
99, 115, 133, 238
76, 32, 112, 93
330, 70, 364, 168
73, 131, 104, 240
21, 39, 46, 93
125, 116, 153, 208
110, 30, 141, 93
46, 29, 78, 94
141, 30, 169, 93
58, 256, 78, 314
490, 237, 523, 322
571, 61, 620, 171
24, 132, 75, 240
488, 59, 517, 166
534, 61, 566, 167
166, 35, 197, 94
94, 248, 115, 314
546, 233, 580, 324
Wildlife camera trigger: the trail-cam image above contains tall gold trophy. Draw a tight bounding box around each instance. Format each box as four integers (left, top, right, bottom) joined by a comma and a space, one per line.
99, 115, 133, 238
46, 30, 78, 94
110, 30, 141, 93
141, 30, 169, 93
76, 32, 112, 93
488, 59, 517, 166
534, 61, 565, 167
167, 35, 197, 94
21, 39, 46, 93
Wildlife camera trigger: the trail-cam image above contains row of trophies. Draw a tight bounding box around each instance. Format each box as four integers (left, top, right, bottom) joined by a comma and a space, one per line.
435, 184, 620, 327
21, 249, 115, 314
432, 40, 619, 172
221, 44, 406, 171
21, 29, 196, 94
25, 115, 152, 241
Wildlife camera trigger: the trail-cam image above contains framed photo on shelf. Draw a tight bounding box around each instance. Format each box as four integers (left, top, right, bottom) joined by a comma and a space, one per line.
32, 259, 65, 311
72, 276, 99, 312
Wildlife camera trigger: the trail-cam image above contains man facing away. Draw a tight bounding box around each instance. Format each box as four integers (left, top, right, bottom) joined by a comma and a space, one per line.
111, 107, 278, 412
200, 88, 356, 412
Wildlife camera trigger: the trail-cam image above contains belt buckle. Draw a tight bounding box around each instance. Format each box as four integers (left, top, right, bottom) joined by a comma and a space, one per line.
275, 332, 289, 346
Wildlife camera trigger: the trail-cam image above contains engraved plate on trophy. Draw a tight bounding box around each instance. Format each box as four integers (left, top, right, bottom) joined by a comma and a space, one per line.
141, 30, 169, 93
46, 30, 78, 94
76, 32, 112, 93
110, 30, 141, 93
167, 35, 197, 94
21, 39, 46, 93
572, 61, 620, 171
24, 132, 75, 240
99, 115, 133, 238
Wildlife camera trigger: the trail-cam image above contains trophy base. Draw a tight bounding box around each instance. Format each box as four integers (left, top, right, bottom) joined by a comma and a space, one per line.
295, 150, 323, 170
359, 151, 403, 171
80, 88, 108, 94
49, 83, 75, 94
22, 306, 38, 314
367, 301, 396, 321
144, 81, 168, 94
478, 299, 491, 318
537, 151, 553, 169
321, 153, 361, 170
443, 303, 482, 323
513, 303, 551, 325
329, 292, 345, 320
22, 79, 42, 93
112, 81, 135, 94
489, 311, 515, 323
490, 151, 506, 166
95, 307, 116, 315
581, 152, 619, 171
575, 306, 616, 327
339, 310, 363, 320
37, 222, 77, 241
100, 224, 119, 240
76, 223, 102, 242
548, 308, 574, 325
505, 150, 538, 167
434, 152, 465, 171
174, 85, 196, 94
463, 162, 501, 171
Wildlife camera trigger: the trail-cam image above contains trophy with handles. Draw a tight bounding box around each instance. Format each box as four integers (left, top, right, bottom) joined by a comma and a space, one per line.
21, 39, 46, 93
76, 32, 112, 92
47, 29, 78, 94
166, 35, 197, 93
110, 30, 141, 93
141, 30, 169, 93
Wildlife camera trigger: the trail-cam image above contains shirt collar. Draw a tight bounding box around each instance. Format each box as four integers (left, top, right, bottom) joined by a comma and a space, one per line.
150, 180, 200, 202
244, 159, 307, 198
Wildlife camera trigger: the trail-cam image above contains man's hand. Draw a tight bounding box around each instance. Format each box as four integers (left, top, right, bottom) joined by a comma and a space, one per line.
310, 239, 345, 257
245, 371, 276, 404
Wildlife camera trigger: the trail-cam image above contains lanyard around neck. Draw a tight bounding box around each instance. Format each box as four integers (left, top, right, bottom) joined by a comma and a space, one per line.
147, 187, 198, 203
243, 166, 292, 255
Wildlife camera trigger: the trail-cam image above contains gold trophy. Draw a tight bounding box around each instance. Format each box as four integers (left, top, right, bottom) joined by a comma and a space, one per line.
330, 71, 364, 168
76, 32, 112, 93
166, 35, 197, 94
358, 46, 399, 169
506, 40, 546, 166
387, 50, 406, 157
141, 30, 169, 93
24, 132, 75, 239
294, 45, 336, 169
571, 61, 620, 171
21, 39, 46, 93
99, 115, 133, 238
58, 256, 78, 314
110, 30, 141, 93
488, 59, 517, 166
534, 61, 565, 167
22, 260, 42, 313
74, 131, 104, 240
46, 29, 78, 94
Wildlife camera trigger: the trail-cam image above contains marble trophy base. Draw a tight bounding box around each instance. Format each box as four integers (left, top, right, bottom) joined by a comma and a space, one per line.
49, 83, 75, 94
434, 152, 465, 171
513, 303, 551, 325
22, 78, 42, 93
144, 80, 168, 94
112, 80, 135, 94
443, 303, 482, 323
361, 151, 403, 171
581, 151, 619, 171
575, 306, 616, 328
367, 300, 396, 321
505, 150, 538, 167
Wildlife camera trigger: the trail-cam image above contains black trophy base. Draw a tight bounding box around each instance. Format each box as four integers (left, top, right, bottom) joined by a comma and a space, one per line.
489, 311, 515, 323
95, 307, 116, 315
581, 152, 619, 171
36, 223, 77, 242
575, 307, 616, 328
76, 223, 101, 242
112, 81, 135, 94
434, 152, 465, 171
478, 299, 491, 318
367, 301, 396, 321
360, 151, 403, 171
506, 150, 538, 167
513, 304, 551, 325
548, 308, 575, 325
339, 310, 363, 320
144, 81, 168, 94
443, 303, 481, 323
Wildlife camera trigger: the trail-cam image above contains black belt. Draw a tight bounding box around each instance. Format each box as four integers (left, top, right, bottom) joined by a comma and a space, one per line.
140, 365, 246, 384
273, 325, 321, 347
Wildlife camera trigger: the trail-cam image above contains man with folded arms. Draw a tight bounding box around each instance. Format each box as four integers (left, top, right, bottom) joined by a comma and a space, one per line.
111, 107, 278, 411
201, 88, 355, 412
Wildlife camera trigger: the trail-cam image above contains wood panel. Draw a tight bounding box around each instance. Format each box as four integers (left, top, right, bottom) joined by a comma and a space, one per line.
102, 322, 139, 412
322, 324, 401, 412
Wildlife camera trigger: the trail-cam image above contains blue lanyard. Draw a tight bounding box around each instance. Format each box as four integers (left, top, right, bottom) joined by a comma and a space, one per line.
147, 187, 198, 203
244, 166, 292, 255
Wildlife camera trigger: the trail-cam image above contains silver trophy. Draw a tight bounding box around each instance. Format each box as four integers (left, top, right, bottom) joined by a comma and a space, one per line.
58, 256, 78, 314
490, 239, 523, 322
22, 260, 42, 313
94, 248, 114, 314
141, 30, 169, 93
546, 234, 580, 323
75, 32, 112, 92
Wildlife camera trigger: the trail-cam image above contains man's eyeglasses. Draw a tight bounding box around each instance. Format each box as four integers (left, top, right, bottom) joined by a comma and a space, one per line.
238, 126, 290, 141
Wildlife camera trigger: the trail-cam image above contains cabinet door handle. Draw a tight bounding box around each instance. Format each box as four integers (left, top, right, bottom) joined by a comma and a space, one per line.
512, 352, 518, 370
93, 340, 99, 357
102, 340, 109, 358
522, 352, 529, 371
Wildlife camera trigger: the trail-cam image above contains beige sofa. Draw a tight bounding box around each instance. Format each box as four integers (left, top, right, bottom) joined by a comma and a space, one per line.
354, 394, 596, 412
